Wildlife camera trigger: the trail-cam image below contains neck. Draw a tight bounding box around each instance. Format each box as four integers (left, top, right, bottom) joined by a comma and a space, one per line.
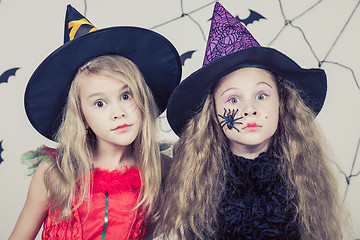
230, 141, 269, 160
93, 141, 135, 170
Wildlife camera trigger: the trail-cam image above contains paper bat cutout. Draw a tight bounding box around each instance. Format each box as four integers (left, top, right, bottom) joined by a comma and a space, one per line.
235, 9, 266, 26
180, 50, 197, 66
0, 140, 4, 165
0, 67, 20, 84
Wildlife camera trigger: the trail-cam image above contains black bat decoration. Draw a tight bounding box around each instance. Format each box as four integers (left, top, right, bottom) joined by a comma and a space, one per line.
0, 67, 20, 84
180, 50, 197, 66
0, 140, 4, 165
235, 9, 266, 26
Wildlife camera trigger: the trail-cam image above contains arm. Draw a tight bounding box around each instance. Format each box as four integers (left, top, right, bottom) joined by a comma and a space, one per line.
9, 161, 50, 240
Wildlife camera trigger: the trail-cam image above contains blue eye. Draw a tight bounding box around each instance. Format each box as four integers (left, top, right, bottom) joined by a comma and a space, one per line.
229, 97, 239, 103
121, 92, 132, 101
256, 93, 267, 100
94, 100, 106, 108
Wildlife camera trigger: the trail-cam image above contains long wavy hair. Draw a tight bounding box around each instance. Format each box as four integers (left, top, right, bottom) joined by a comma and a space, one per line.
44, 55, 161, 222
155, 75, 344, 240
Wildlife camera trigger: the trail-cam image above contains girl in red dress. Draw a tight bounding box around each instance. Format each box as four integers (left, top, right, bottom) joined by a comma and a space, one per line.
9, 5, 181, 240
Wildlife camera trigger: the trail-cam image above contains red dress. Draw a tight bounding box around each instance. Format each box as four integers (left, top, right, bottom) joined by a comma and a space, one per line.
39, 162, 144, 238
22, 146, 146, 239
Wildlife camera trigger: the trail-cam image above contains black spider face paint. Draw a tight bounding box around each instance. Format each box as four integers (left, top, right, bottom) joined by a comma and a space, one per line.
218, 108, 243, 132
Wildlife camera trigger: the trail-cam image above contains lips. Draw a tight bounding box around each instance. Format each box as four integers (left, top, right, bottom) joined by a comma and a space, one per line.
244, 122, 259, 131
113, 124, 130, 133
247, 123, 257, 128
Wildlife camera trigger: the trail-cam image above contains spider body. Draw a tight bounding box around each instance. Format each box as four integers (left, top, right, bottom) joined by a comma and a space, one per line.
218, 108, 243, 132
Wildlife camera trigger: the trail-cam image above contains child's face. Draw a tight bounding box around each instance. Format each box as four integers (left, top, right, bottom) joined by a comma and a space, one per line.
214, 67, 279, 156
79, 73, 141, 150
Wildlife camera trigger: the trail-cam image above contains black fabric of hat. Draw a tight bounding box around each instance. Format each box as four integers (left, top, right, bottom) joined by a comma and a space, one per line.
24, 5, 182, 141
166, 2, 326, 136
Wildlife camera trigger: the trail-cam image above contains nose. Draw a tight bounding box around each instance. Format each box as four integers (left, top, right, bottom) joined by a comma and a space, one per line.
242, 101, 257, 117
243, 110, 257, 117
112, 104, 126, 120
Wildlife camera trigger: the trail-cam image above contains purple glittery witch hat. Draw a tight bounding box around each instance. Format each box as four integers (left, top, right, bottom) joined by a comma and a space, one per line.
203, 2, 260, 66
167, 2, 327, 135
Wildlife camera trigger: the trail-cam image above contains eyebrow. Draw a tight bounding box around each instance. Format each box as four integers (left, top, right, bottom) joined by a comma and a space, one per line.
257, 81, 273, 89
220, 82, 273, 96
221, 87, 238, 96
87, 84, 129, 99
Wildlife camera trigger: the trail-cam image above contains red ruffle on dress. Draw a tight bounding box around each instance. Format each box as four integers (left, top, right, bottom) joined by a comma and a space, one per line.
41, 167, 145, 239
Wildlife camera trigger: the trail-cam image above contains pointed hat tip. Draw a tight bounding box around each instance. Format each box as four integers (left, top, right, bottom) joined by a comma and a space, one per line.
63, 4, 97, 44
203, 2, 260, 66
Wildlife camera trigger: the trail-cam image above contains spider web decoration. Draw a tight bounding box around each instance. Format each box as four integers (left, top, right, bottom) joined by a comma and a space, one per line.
268, 0, 360, 90
268, 0, 360, 203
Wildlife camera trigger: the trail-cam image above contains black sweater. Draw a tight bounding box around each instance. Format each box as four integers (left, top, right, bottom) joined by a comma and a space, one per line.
217, 152, 300, 240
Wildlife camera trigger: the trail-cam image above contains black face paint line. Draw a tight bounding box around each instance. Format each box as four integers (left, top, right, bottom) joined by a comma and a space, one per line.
218, 108, 243, 132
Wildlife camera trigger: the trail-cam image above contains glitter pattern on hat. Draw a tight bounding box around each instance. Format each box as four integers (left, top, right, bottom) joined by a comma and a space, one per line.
203, 2, 260, 66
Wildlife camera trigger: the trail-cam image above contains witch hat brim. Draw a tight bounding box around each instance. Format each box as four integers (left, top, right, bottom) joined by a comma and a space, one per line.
25, 5, 182, 141
167, 47, 326, 135
166, 2, 326, 136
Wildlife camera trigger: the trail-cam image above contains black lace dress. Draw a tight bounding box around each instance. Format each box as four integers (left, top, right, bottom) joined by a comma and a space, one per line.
217, 152, 300, 240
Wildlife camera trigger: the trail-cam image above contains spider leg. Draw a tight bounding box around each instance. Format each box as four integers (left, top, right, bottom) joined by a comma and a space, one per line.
233, 121, 243, 125
219, 121, 227, 129
218, 108, 229, 120
231, 109, 239, 117
218, 114, 226, 120
232, 125, 240, 132
233, 117, 243, 122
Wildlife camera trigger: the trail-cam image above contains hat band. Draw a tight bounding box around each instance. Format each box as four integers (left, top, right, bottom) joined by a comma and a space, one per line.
68, 18, 97, 41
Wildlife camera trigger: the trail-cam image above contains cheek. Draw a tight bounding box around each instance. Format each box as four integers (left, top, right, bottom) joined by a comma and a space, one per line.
129, 102, 138, 112
133, 105, 141, 117
124, 101, 141, 116
214, 95, 224, 112
215, 103, 229, 122
264, 107, 279, 130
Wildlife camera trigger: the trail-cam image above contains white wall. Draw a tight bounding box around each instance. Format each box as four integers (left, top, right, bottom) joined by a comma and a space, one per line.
0, 0, 359, 239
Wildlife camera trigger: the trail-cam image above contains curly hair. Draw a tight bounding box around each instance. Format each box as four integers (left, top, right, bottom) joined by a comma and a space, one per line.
269, 78, 344, 239
155, 76, 344, 240
44, 55, 161, 222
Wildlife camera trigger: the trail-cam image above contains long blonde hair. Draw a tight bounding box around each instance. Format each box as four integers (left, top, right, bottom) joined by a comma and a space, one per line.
269, 78, 344, 239
156, 77, 344, 240
155, 95, 228, 239
44, 55, 161, 221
